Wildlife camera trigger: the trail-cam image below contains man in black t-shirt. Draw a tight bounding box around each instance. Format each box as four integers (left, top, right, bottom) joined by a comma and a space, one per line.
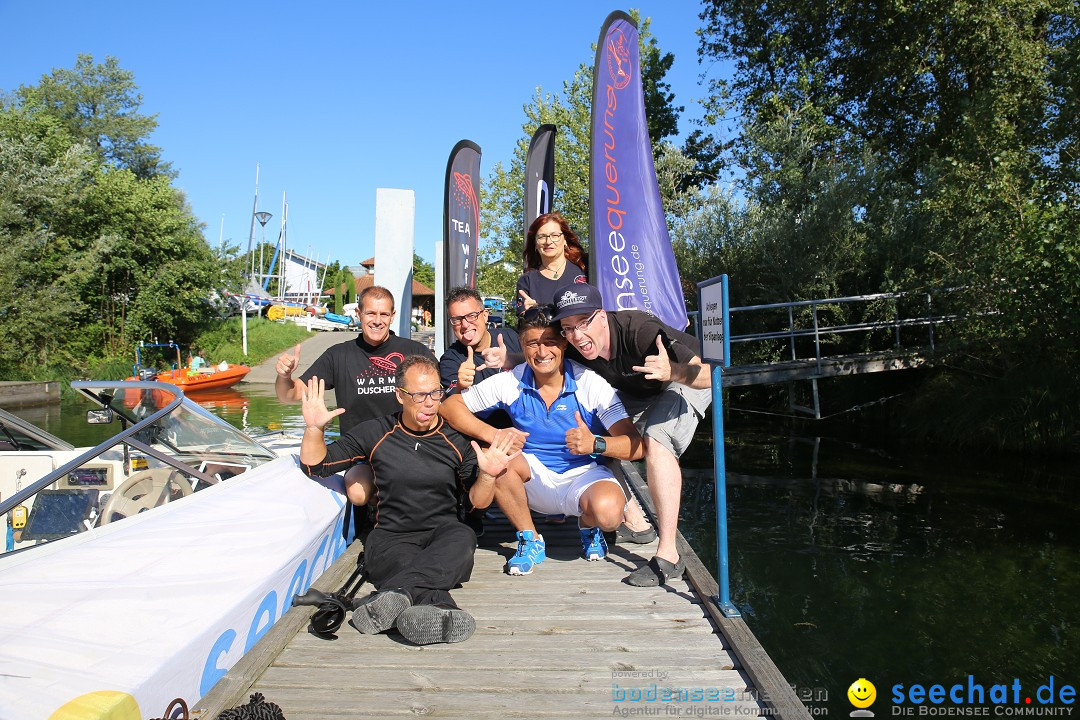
299, 355, 517, 644
553, 284, 713, 588
438, 287, 522, 536
276, 286, 435, 533
438, 286, 521, 419
275, 285, 435, 432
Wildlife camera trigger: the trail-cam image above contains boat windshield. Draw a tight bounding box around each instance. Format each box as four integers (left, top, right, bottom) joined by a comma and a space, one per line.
0, 381, 283, 557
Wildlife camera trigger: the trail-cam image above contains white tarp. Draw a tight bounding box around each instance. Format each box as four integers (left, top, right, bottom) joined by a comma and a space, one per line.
0, 456, 347, 720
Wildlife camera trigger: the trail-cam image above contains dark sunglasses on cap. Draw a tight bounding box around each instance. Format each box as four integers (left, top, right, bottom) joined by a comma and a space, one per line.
519, 304, 556, 324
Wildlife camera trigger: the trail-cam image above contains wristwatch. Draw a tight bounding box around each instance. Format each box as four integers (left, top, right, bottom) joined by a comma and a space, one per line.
592, 435, 607, 455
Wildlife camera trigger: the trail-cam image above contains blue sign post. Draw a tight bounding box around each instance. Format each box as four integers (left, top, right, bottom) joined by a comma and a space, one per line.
697, 274, 739, 618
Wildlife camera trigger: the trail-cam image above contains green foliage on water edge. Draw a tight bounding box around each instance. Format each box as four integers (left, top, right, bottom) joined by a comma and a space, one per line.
192, 318, 313, 367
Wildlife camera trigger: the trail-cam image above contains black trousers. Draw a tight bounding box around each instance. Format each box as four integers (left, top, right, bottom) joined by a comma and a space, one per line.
363, 523, 477, 607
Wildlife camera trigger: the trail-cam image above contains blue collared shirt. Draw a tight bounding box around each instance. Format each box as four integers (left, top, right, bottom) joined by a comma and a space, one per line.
461, 359, 628, 473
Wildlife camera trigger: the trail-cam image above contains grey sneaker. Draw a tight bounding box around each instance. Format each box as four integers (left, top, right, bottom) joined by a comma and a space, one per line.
349, 590, 411, 634
395, 604, 476, 644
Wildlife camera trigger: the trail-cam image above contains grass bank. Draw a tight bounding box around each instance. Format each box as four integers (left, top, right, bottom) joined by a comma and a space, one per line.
76, 318, 313, 388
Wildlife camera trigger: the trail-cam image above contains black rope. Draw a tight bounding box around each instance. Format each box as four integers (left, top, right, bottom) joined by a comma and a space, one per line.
217, 692, 286, 720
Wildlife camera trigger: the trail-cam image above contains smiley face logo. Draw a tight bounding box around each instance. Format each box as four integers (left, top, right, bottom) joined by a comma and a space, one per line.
848, 678, 877, 709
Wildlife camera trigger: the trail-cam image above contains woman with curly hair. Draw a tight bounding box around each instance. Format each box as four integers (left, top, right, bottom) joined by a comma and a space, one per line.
514, 211, 588, 317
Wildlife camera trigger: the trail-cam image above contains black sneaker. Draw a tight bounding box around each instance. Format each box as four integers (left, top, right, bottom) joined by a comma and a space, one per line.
395, 604, 476, 644
349, 590, 411, 634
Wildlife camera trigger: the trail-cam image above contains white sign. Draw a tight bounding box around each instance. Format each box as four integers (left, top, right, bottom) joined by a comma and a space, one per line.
699, 277, 725, 365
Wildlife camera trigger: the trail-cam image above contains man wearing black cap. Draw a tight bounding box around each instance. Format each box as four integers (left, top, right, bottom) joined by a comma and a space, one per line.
552, 284, 712, 587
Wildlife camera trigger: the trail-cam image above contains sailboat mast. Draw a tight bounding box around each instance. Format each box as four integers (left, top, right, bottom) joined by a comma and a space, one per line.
247, 163, 260, 279
280, 192, 288, 301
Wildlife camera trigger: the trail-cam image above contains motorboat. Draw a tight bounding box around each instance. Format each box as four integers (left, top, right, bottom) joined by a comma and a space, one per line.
126, 341, 251, 393
0, 381, 347, 720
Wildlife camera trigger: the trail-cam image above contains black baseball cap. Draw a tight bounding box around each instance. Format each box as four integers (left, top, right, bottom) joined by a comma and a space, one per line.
551, 283, 605, 322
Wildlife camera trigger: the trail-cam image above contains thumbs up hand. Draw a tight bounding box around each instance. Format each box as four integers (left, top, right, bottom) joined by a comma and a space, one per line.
457, 346, 477, 390
565, 411, 597, 455
276, 343, 302, 378
632, 335, 672, 381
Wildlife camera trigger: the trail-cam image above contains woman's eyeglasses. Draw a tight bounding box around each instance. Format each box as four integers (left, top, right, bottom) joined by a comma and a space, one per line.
535, 232, 564, 243
397, 388, 448, 403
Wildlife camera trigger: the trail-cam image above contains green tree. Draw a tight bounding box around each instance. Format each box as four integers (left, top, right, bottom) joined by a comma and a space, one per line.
14, 54, 171, 178
413, 253, 435, 290
696, 0, 1080, 450
0, 109, 98, 375
0, 57, 223, 379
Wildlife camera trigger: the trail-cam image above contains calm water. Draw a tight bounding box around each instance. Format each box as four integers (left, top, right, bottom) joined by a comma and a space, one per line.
18, 386, 1080, 716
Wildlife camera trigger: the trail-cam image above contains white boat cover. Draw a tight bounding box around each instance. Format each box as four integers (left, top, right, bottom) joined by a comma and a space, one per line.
0, 456, 347, 720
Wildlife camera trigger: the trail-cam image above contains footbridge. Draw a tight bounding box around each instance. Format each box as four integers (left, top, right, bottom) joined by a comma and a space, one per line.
691, 283, 955, 418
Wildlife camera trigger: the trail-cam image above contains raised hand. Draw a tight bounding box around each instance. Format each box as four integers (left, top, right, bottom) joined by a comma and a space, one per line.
473, 433, 520, 479
276, 343, 302, 377
631, 335, 672, 382
565, 411, 597, 455
300, 376, 344, 431
457, 345, 477, 390
518, 289, 537, 312
480, 333, 508, 370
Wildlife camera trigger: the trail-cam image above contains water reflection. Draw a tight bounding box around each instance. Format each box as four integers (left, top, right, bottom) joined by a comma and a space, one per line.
680, 431, 1080, 716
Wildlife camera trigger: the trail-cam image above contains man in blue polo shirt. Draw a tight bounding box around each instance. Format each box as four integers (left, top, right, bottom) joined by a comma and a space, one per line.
439, 306, 644, 576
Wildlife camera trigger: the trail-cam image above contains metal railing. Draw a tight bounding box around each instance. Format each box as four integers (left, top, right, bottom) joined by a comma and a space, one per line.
706, 290, 955, 371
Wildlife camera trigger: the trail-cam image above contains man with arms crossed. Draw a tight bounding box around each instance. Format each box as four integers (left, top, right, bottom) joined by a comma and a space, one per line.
552, 284, 712, 587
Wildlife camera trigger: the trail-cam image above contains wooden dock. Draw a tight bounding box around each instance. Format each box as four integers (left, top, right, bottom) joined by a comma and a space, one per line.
196, 465, 811, 720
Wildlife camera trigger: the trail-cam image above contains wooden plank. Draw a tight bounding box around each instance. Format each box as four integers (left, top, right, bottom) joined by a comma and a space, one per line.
192, 541, 363, 719
202, 460, 790, 720
621, 462, 813, 720
255, 666, 751, 690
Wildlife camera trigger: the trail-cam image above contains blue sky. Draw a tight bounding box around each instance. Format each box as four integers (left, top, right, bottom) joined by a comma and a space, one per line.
0, 1, 723, 267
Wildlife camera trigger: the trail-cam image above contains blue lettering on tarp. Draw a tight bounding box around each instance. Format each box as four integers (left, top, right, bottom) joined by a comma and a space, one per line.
200, 628, 237, 695
199, 495, 350, 695
305, 535, 329, 589
244, 591, 278, 653
282, 559, 308, 617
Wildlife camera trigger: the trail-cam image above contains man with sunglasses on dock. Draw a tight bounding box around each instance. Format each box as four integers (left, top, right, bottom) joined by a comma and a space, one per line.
552, 284, 712, 588
298, 355, 518, 644
439, 305, 645, 576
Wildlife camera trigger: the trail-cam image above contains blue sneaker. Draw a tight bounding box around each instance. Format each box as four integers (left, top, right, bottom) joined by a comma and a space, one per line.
506, 530, 546, 575
580, 527, 608, 561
